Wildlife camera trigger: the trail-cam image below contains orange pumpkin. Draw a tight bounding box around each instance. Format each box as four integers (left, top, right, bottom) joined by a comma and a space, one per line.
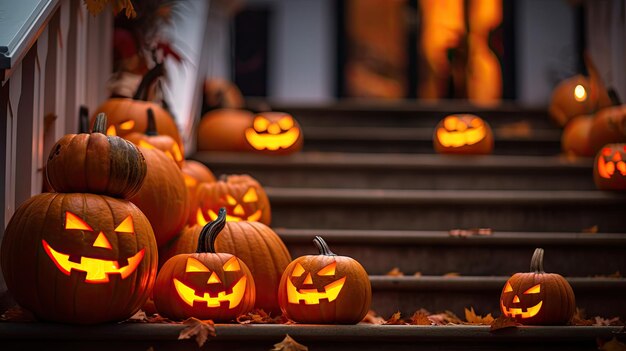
125, 108, 185, 168
500, 248, 575, 325
433, 114, 494, 154
593, 144, 626, 191
278, 236, 371, 324
130, 146, 189, 247
181, 160, 216, 225
192, 174, 270, 226
46, 113, 147, 199
154, 209, 255, 321
561, 115, 595, 157
588, 105, 626, 154
204, 78, 245, 110
548, 75, 610, 127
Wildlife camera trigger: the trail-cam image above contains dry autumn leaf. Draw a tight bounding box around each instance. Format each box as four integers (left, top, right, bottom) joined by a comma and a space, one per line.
125, 310, 148, 323
271, 335, 308, 351
384, 311, 406, 325
84, 0, 136, 18
593, 316, 625, 326
409, 309, 432, 325
428, 311, 462, 326
178, 317, 216, 347
0, 306, 36, 322
464, 307, 494, 325
361, 310, 385, 325
582, 225, 599, 233
237, 309, 287, 324
386, 267, 404, 276
443, 272, 461, 278
489, 315, 518, 332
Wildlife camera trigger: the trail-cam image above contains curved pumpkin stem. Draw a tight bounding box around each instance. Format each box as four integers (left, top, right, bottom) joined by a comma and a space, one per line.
145, 108, 158, 136
92, 113, 108, 134
530, 248, 545, 273
133, 62, 164, 101
218, 174, 229, 182
313, 236, 336, 256
197, 207, 226, 253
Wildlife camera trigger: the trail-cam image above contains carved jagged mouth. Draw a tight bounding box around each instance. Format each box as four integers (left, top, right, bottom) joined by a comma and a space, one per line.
244, 128, 300, 150
436, 126, 486, 147
286, 276, 346, 305
42, 240, 144, 284
197, 209, 262, 225
500, 300, 543, 319
174, 277, 247, 309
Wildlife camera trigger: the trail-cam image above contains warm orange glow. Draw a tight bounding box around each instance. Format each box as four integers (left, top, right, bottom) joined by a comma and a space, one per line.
207, 272, 221, 284
243, 188, 258, 203
106, 125, 117, 136
501, 300, 543, 319
226, 195, 237, 206
292, 263, 305, 277
92, 232, 112, 249
278, 117, 294, 130
317, 262, 337, 276
65, 212, 93, 231
186, 257, 210, 273
524, 284, 541, 294
223, 257, 241, 272
286, 275, 346, 305
513, 295, 520, 303
574, 85, 587, 102
598, 151, 626, 179
303, 273, 313, 285
170, 143, 183, 162
233, 204, 245, 216
119, 120, 136, 130
114, 215, 134, 233
173, 276, 247, 308
268, 124, 281, 135
253, 117, 270, 132
504, 281, 513, 293
437, 117, 487, 147
184, 174, 198, 187
206, 209, 262, 223
244, 126, 300, 151
138, 140, 156, 150
42, 240, 144, 283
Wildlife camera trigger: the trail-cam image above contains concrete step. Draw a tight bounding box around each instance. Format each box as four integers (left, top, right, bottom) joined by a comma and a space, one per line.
266, 188, 626, 232
193, 152, 594, 190
302, 126, 562, 155
1, 322, 622, 351
277, 229, 626, 276
370, 276, 626, 320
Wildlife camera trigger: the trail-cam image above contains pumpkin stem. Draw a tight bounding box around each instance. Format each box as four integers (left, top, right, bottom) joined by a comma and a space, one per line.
78, 105, 90, 133
197, 207, 226, 253
219, 174, 229, 182
92, 113, 108, 134
133, 62, 164, 101
530, 248, 545, 273
145, 108, 158, 136
313, 236, 336, 256
608, 88, 622, 106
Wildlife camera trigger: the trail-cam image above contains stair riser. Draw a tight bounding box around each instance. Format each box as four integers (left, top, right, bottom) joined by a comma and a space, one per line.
285, 244, 626, 277
271, 203, 625, 232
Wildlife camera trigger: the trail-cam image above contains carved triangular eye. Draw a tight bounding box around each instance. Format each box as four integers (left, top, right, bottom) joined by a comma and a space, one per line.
223, 257, 241, 272
291, 263, 305, 277
524, 284, 541, 294
243, 188, 258, 203
504, 281, 513, 293
65, 212, 93, 231
186, 257, 210, 273
114, 215, 134, 233
226, 195, 238, 206
119, 120, 135, 131
253, 117, 269, 132
278, 116, 294, 130
317, 262, 336, 276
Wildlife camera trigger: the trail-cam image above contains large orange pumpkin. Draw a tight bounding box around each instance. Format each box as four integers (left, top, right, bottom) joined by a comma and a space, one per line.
593, 144, 626, 191
278, 236, 371, 324
46, 113, 146, 198
499, 248, 575, 325
561, 115, 595, 157
588, 105, 626, 154
1, 193, 158, 324
154, 209, 255, 321
160, 212, 291, 314
125, 108, 185, 168
548, 75, 610, 127
130, 146, 189, 247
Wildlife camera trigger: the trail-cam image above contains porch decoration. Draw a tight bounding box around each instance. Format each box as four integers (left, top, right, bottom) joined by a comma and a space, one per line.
561, 115, 595, 157
433, 114, 494, 154
125, 108, 184, 168
548, 75, 604, 127
588, 104, 626, 154
593, 144, 626, 190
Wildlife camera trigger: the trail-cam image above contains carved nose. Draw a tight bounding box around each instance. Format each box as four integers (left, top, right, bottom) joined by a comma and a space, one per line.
93, 232, 112, 249
268, 124, 281, 134
303, 273, 313, 285
513, 295, 520, 303
207, 272, 221, 284
233, 205, 244, 215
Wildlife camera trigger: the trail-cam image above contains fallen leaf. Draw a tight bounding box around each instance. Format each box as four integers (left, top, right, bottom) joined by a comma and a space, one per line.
570, 315, 594, 326
428, 311, 462, 326
0, 306, 36, 322
408, 309, 432, 325
464, 307, 494, 325
384, 311, 406, 325
594, 271, 622, 279
598, 337, 626, 351
386, 267, 404, 276
583, 225, 599, 233
413, 272, 422, 278
449, 228, 493, 238
147, 314, 175, 324
237, 309, 287, 324
443, 272, 461, 277
593, 316, 625, 326
360, 310, 385, 324
490, 315, 519, 331
125, 310, 148, 323
178, 317, 216, 347
271, 334, 308, 351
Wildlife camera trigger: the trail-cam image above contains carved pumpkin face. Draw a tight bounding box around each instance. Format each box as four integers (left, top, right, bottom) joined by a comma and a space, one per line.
245, 113, 303, 152
278, 236, 371, 324
593, 144, 626, 191
499, 248, 575, 325
433, 114, 494, 154
125, 108, 184, 168
193, 174, 271, 226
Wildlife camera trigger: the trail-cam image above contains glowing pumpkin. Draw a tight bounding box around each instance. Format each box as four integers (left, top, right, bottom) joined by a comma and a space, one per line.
500, 248, 575, 325
593, 144, 626, 191
192, 174, 270, 226
433, 114, 494, 154
244, 112, 303, 153
125, 108, 184, 168
278, 236, 371, 324
1, 193, 158, 324
548, 75, 611, 127
153, 209, 255, 321
588, 105, 626, 154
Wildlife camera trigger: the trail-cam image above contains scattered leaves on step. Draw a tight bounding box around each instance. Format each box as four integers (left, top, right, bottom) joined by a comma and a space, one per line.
237, 309, 288, 324
443, 272, 461, 278
271, 334, 308, 351
384, 312, 406, 325
464, 307, 494, 325
428, 311, 462, 326
125, 310, 148, 323
178, 317, 216, 347
361, 310, 385, 324
449, 228, 493, 238
409, 309, 432, 325
570, 307, 594, 326
594, 271, 622, 279
593, 316, 625, 326
496, 120, 532, 138
582, 225, 599, 234
0, 306, 37, 322
386, 267, 404, 276
598, 337, 626, 351
489, 316, 519, 332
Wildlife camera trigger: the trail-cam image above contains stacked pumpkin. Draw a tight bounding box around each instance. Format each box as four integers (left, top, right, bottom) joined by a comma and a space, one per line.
1, 114, 158, 324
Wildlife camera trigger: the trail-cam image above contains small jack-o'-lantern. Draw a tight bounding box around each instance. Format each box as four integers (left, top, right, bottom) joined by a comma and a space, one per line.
593, 144, 626, 191
561, 115, 595, 157
192, 174, 270, 226
154, 208, 255, 321
244, 112, 303, 153
433, 114, 494, 154
278, 236, 371, 324
549, 75, 611, 127
126, 108, 184, 168
500, 248, 575, 325
589, 105, 626, 154
1, 193, 158, 324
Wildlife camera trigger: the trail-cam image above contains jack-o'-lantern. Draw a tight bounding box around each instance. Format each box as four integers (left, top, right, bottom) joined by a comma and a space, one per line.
153, 208, 255, 321
244, 112, 303, 153
588, 105, 626, 154
433, 114, 494, 154
46, 113, 147, 199
192, 174, 270, 226
499, 248, 575, 325
561, 115, 595, 157
181, 160, 216, 224
593, 144, 626, 191
278, 236, 371, 324
1, 193, 158, 324
548, 75, 611, 127
125, 108, 184, 168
